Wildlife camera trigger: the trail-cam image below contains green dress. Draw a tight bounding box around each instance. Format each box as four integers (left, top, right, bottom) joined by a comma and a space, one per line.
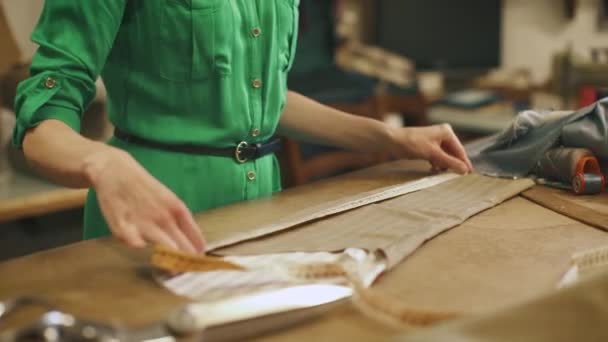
12, 0, 300, 238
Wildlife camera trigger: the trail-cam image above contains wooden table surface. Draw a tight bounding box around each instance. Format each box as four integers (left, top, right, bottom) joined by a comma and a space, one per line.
1, 160, 607, 341
0, 172, 87, 223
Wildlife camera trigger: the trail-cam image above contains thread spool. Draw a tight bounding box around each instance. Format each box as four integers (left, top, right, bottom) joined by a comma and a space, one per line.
534, 148, 593, 184
572, 173, 605, 195
571, 157, 606, 195
535, 149, 605, 195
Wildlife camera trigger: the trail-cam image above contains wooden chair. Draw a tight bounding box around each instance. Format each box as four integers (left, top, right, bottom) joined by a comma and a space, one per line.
280, 0, 389, 187
281, 95, 387, 186
0, 7, 21, 76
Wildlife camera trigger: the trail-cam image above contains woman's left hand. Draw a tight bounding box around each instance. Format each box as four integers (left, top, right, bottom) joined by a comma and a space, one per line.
388, 124, 474, 174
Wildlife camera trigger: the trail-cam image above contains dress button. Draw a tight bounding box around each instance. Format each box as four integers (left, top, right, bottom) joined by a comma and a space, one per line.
251, 128, 260, 137
44, 77, 57, 89
252, 27, 261, 37
252, 79, 262, 89
247, 171, 256, 181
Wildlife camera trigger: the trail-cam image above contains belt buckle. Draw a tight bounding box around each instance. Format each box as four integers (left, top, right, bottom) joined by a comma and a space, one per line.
235, 141, 249, 163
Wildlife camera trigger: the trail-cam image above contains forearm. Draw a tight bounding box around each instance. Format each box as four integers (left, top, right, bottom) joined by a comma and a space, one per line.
22, 119, 123, 188
277, 91, 396, 153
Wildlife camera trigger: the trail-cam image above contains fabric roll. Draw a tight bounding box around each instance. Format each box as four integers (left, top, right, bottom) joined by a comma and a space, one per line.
467, 98, 608, 178
533, 148, 593, 184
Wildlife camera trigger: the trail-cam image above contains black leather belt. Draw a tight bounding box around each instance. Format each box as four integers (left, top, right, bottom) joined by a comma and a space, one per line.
114, 128, 281, 163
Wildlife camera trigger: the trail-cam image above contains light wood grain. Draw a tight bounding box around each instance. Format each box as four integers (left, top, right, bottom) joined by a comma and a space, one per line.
522, 186, 608, 232
0, 188, 87, 223
0, 161, 607, 341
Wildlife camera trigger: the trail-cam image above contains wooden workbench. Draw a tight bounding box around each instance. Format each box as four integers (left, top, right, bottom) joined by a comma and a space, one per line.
0, 160, 607, 340
0, 172, 87, 223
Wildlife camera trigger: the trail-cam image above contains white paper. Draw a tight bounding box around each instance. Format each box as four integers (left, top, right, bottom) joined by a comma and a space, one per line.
160, 249, 386, 302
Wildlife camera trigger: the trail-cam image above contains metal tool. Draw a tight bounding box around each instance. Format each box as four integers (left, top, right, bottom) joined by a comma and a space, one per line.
0, 296, 55, 321
0, 284, 352, 341
1, 310, 122, 341
164, 284, 353, 341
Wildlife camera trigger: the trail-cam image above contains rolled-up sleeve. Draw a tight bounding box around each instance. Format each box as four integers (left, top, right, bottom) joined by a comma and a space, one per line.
12, 1, 126, 147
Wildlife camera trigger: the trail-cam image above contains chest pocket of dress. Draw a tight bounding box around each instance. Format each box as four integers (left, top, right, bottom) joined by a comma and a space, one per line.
160, 0, 233, 82
276, 0, 300, 72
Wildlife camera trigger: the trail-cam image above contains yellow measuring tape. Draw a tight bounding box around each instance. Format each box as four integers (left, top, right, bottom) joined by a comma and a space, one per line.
572, 245, 608, 275
151, 245, 461, 328
558, 245, 608, 288
286, 262, 459, 328
151, 245, 244, 273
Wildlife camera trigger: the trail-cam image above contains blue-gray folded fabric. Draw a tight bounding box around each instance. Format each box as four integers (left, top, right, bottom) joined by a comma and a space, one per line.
467, 98, 608, 178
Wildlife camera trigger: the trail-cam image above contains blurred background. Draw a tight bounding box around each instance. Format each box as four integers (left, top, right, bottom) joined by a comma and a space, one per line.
1, 0, 607, 260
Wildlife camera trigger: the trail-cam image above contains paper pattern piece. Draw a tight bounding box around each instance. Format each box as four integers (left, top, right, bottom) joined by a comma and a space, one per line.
159, 249, 457, 328
160, 174, 532, 328
207, 173, 461, 251
161, 249, 385, 302
162, 175, 463, 302
558, 245, 608, 288
217, 174, 534, 268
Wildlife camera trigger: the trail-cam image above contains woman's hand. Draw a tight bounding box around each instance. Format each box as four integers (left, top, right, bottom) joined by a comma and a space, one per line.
82, 149, 206, 253
279, 93, 473, 174
388, 124, 473, 174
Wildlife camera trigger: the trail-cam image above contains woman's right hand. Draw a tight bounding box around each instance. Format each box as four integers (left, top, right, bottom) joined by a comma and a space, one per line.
82, 148, 206, 253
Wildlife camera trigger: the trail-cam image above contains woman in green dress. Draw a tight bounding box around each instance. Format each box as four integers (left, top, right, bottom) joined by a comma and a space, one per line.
14, 1, 472, 253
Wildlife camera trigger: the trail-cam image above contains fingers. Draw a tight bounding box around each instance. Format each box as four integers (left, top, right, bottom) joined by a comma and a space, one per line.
429, 164, 447, 174
116, 217, 200, 253
102, 203, 147, 249
164, 219, 197, 254
430, 146, 469, 174
105, 204, 200, 253
140, 224, 179, 250
144, 200, 203, 253
114, 214, 179, 251
93, 153, 207, 254
439, 124, 474, 172
150, 198, 204, 254
115, 220, 146, 249
174, 205, 206, 253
